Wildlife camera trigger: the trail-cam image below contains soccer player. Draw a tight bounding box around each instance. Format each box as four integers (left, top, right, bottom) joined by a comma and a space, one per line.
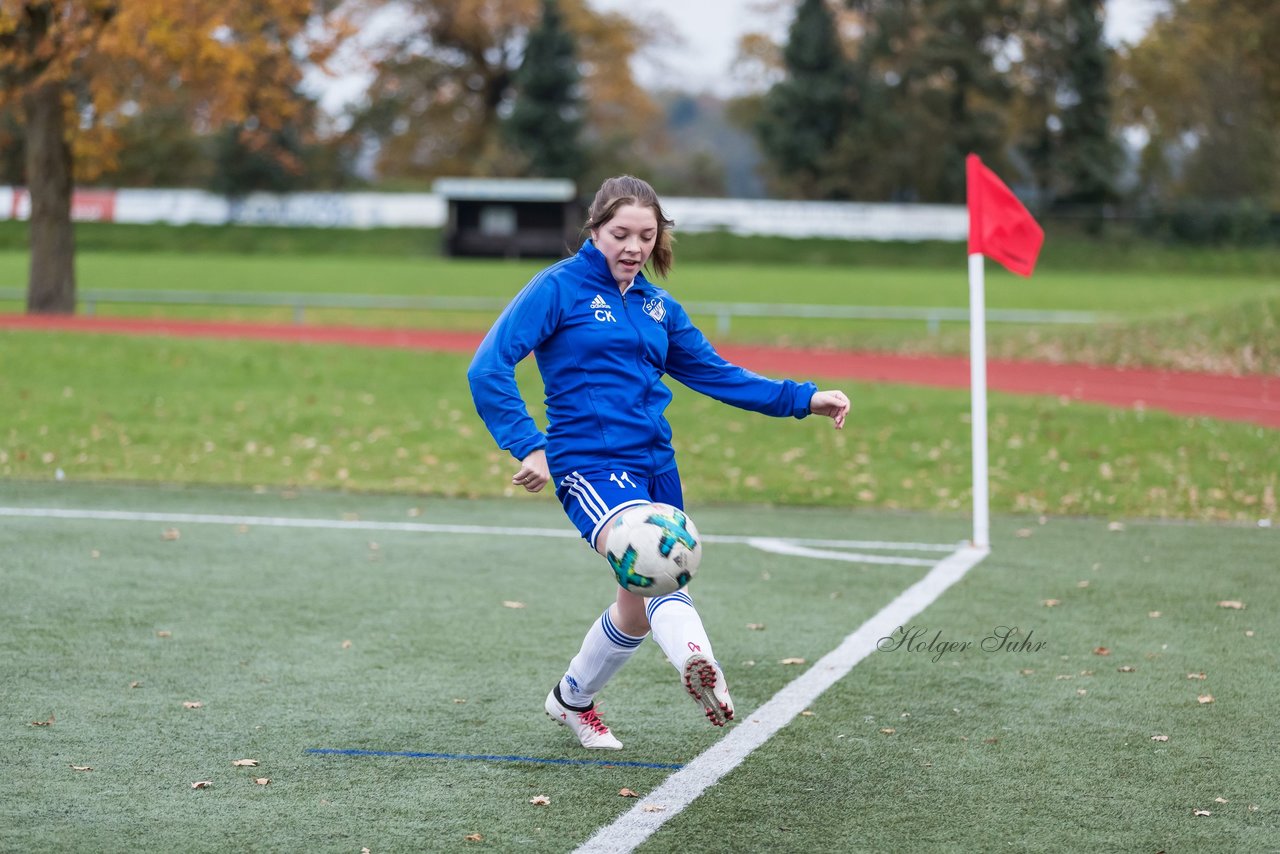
468, 175, 850, 749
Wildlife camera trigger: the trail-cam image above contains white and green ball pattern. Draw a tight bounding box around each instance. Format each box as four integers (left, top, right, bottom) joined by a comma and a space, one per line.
604, 503, 702, 596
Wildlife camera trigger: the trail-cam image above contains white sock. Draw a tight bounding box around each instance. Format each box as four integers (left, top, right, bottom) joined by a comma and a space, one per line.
558, 608, 647, 708
645, 590, 715, 672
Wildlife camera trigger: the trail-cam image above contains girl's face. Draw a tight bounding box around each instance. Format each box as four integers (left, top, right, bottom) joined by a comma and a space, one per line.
592, 204, 658, 289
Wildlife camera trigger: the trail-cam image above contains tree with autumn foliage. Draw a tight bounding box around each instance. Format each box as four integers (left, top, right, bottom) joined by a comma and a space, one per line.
351, 0, 662, 189
0, 0, 353, 314
1118, 0, 1279, 211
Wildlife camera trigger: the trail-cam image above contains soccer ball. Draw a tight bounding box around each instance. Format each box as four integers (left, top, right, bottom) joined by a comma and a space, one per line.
605, 503, 702, 597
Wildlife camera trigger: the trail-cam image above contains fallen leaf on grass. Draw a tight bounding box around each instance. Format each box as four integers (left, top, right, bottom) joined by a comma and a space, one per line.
880, 728, 895, 735
1217, 600, 1246, 610
1151, 735, 1169, 742
502, 601, 526, 609
1042, 599, 1061, 608
1193, 809, 1211, 817
529, 795, 550, 806
129, 681, 142, 689
70, 765, 93, 771
253, 778, 270, 786
1076, 580, 1090, 589
1245, 630, 1255, 637
232, 759, 258, 767
1198, 694, 1214, 704
1187, 672, 1207, 680
183, 701, 203, 709
453, 698, 467, 704
1107, 521, 1125, 532
1014, 528, 1032, 538
191, 781, 213, 789
91, 550, 101, 559
1214, 797, 1228, 804
983, 738, 999, 745
618, 788, 641, 798
746, 623, 766, 631
1118, 665, 1137, 673
1248, 804, 1259, 812
464, 834, 484, 842
341, 640, 352, 649
1076, 689, 1088, 696
800, 710, 814, 717
779, 657, 806, 665
1093, 647, 1111, 656
1019, 669, 1035, 676
30, 715, 54, 727
161, 528, 180, 541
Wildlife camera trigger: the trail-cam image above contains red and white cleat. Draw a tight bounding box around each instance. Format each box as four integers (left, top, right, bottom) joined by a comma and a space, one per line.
545, 689, 623, 750
683, 653, 734, 727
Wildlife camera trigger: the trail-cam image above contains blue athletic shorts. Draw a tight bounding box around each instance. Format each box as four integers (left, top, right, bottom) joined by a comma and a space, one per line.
555, 467, 685, 548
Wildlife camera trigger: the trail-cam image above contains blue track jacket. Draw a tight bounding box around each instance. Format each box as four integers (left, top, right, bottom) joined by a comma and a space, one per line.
467, 240, 818, 479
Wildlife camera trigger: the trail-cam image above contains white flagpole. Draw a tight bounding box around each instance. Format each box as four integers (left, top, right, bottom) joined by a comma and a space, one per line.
968, 252, 990, 548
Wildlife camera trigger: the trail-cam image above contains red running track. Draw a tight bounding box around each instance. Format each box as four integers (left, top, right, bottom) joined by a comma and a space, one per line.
4, 314, 1277, 430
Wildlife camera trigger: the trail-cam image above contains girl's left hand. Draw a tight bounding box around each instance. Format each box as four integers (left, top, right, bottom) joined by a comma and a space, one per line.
809, 390, 850, 429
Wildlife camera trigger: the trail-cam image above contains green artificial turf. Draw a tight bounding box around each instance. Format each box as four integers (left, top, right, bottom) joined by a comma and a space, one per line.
1, 482, 1275, 852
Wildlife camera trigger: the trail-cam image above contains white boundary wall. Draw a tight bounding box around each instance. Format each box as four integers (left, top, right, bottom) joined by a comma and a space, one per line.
0, 186, 966, 241
664, 196, 966, 241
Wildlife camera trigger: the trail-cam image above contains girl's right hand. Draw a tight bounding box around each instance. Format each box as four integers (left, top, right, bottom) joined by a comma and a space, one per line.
513, 449, 550, 493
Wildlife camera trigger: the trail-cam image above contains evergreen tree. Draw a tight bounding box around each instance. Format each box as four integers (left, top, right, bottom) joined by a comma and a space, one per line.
756, 0, 853, 199
1119, 0, 1278, 210
1056, 0, 1119, 208
841, 0, 1017, 202
505, 0, 586, 182
1012, 0, 1119, 217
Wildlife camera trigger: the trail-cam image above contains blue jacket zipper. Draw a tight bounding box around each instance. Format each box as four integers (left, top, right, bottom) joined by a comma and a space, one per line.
621, 289, 660, 474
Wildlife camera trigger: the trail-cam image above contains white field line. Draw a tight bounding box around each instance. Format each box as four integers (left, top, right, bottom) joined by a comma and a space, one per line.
745, 537, 939, 567
0, 507, 956, 558
573, 544, 989, 854
0, 506, 581, 540
712, 535, 957, 552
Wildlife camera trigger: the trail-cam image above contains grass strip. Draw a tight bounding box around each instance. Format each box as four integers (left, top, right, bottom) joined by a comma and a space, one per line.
3, 331, 1275, 521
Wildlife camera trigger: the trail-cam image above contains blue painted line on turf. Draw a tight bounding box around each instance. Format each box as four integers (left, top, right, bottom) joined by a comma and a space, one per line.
307, 747, 684, 770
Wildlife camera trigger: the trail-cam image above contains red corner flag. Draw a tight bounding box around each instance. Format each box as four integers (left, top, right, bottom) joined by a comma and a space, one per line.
966, 153, 1044, 277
